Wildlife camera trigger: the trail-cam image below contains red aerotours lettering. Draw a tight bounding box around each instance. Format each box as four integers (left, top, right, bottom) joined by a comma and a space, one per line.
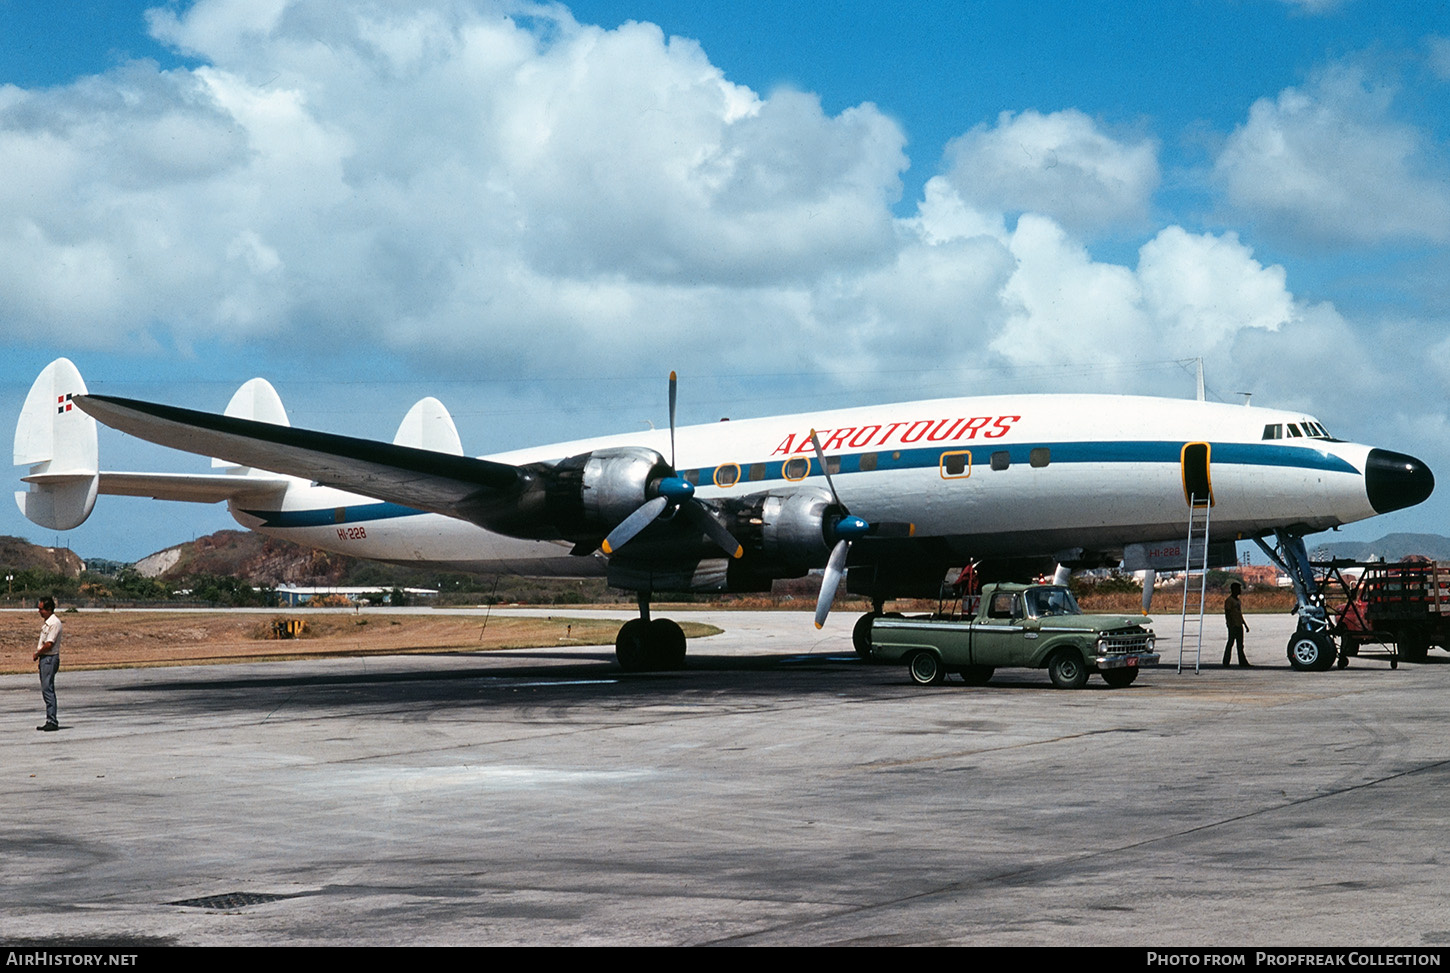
770, 416, 1021, 456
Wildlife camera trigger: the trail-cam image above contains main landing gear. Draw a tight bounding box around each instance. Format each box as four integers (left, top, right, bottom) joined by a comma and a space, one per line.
852, 597, 891, 662
615, 593, 687, 672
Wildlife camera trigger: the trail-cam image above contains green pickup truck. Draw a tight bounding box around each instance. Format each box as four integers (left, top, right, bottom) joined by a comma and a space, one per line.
871, 582, 1159, 689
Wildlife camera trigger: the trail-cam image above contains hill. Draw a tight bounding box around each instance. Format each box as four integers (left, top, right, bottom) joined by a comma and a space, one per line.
134, 530, 374, 586
0, 535, 85, 577
1315, 533, 1450, 562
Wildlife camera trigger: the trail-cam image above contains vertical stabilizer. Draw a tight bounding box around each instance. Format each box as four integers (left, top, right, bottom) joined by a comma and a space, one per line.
14, 358, 100, 530
213, 378, 290, 471
393, 397, 464, 455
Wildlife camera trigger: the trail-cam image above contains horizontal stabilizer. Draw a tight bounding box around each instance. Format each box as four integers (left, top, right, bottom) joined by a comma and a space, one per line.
394, 397, 463, 455
76, 393, 523, 523
14, 358, 99, 529
98, 471, 290, 504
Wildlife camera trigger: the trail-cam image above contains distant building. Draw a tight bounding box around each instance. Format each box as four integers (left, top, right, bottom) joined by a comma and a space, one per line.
274, 585, 438, 607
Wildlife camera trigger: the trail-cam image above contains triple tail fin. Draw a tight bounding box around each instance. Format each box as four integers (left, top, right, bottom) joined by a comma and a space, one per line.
14, 358, 99, 529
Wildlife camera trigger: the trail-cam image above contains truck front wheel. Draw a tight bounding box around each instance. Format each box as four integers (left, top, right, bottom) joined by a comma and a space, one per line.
1047, 650, 1089, 689
908, 651, 945, 686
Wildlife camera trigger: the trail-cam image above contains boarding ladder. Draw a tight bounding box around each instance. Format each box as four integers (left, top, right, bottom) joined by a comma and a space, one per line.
1177, 495, 1211, 672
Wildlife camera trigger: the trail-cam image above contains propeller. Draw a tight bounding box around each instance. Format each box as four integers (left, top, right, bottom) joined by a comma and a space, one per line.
808, 429, 913, 629
600, 372, 743, 559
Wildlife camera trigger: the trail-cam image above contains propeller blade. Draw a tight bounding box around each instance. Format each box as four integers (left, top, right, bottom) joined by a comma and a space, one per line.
668, 371, 678, 469
807, 429, 843, 508
600, 495, 669, 554
680, 500, 744, 559
1141, 568, 1155, 615
814, 538, 851, 629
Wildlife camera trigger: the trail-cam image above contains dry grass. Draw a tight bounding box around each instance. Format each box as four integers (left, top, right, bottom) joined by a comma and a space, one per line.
0, 610, 721, 673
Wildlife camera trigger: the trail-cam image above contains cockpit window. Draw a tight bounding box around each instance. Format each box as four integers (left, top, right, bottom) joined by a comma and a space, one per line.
1024, 586, 1081, 618
1263, 420, 1337, 442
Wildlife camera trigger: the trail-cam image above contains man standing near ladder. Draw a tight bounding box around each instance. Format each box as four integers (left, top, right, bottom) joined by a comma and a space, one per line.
1223, 582, 1251, 668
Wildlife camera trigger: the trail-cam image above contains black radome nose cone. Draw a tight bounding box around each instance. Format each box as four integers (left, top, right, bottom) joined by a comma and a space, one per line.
1365, 449, 1434, 514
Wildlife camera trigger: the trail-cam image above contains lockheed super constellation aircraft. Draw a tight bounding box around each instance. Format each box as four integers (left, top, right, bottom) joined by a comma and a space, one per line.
14, 358, 1434, 671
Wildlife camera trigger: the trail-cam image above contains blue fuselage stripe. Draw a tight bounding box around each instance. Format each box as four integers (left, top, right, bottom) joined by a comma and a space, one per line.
241, 440, 1360, 529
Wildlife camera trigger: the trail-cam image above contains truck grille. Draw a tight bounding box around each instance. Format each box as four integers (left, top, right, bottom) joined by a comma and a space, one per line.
1097, 630, 1154, 654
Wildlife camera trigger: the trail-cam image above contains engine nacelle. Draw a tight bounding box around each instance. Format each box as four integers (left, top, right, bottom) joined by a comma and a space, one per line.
727, 487, 839, 569
531, 446, 674, 541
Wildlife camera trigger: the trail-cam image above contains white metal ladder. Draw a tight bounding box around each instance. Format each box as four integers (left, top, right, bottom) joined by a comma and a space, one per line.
1178, 496, 1211, 672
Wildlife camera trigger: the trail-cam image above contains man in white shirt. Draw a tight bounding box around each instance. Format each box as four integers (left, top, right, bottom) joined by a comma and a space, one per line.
34, 597, 61, 731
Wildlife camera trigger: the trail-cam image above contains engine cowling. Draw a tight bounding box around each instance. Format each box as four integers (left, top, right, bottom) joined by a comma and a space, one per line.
726, 487, 841, 569
524, 446, 674, 542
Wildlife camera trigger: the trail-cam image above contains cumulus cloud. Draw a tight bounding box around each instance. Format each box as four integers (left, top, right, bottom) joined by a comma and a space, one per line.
0, 0, 906, 368
1214, 65, 1450, 246
940, 108, 1159, 235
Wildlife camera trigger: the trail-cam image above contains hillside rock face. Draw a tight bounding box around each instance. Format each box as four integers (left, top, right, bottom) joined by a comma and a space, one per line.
135, 531, 363, 586
0, 536, 86, 576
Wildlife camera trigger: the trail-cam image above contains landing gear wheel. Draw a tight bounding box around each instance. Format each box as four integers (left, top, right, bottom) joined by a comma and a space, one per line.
908, 651, 945, 686
957, 665, 995, 686
647, 618, 686, 670
1286, 631, 1335, 672
615, 619, 650, 672
1102, 668, 1139, 688
853, 613, 880, 662
1047, 651, 1089, 689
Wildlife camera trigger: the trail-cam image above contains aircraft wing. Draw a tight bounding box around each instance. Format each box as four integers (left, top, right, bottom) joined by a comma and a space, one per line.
76, 394, 526, 524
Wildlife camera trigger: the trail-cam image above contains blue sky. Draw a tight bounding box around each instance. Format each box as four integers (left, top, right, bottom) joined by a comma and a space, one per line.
3, 0, 1448, 561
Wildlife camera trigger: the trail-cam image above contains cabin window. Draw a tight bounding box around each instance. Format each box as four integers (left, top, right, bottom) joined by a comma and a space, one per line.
714, 464, 740, 488
1262, 424, 1282, 440
747, 463, 766, 482
859, 452, 878, 472
683, 469, 700, 485
334, 507, 347, 524
783, 457, 809, 481
825, 456, 841, 475
990, 450, 1010, 471
1030, 447, 1051, 468
940, 450, 971, 478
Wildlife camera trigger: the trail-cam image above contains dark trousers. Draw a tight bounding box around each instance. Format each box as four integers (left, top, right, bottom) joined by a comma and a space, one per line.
38, 654, 58, 723
1223, 627, 1247, 665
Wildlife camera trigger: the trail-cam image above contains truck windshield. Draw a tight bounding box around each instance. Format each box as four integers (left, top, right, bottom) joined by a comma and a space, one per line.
1024, 586, 1081, 618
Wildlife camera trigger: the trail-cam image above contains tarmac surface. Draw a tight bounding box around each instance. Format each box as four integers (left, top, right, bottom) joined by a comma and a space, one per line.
4, 608, 1450, 947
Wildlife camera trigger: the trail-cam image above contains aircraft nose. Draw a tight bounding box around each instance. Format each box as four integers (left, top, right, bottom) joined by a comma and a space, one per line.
1365, 449, 1434, 514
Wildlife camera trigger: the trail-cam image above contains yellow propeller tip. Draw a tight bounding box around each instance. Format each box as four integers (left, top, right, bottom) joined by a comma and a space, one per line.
731, 546, 743, 559
600, 541, 614, 554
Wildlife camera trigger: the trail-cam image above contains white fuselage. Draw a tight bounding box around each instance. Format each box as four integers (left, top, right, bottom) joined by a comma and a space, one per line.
225, 393, 1383, 575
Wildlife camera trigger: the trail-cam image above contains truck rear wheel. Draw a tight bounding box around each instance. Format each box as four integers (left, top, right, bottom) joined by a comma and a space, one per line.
1047, 650, 1089, 689
1398, 631, 1429, 664
908, 651, 945, 686
1287, 631, 1335, 671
